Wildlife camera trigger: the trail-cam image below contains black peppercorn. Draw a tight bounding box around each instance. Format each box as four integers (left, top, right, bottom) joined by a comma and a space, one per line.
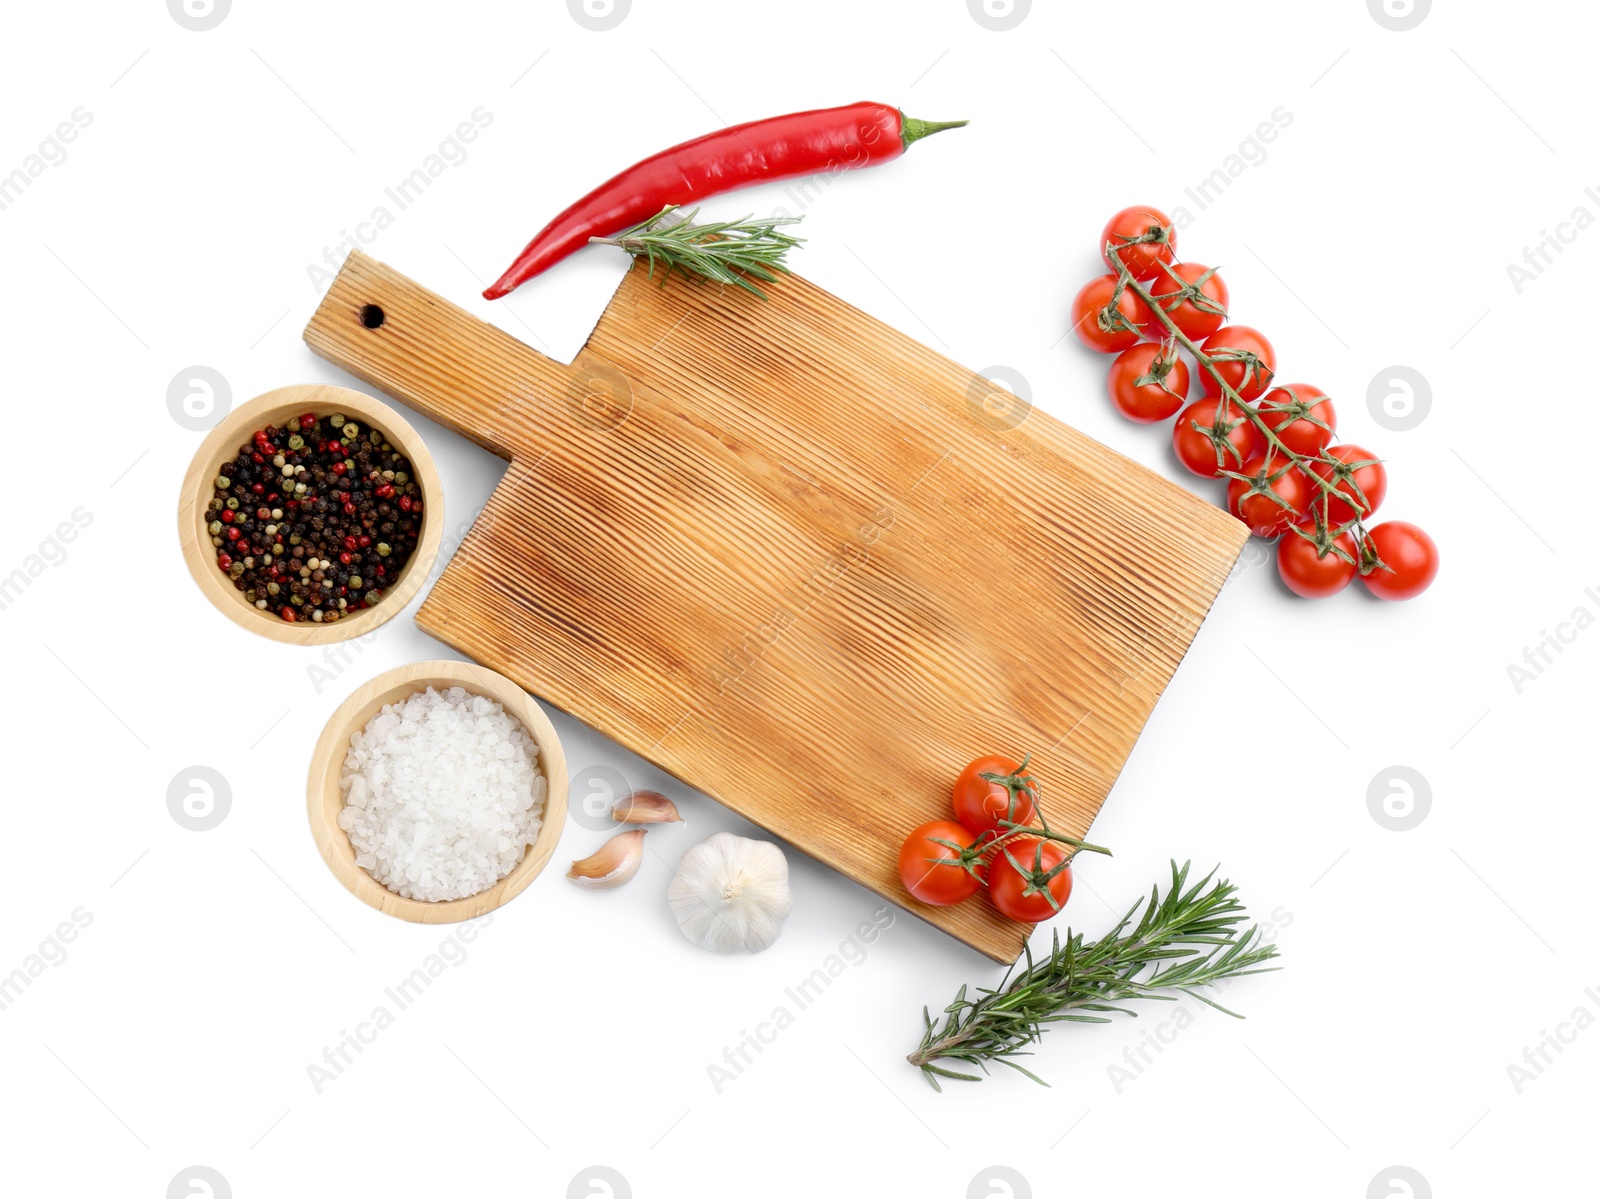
205, 413, 422, 623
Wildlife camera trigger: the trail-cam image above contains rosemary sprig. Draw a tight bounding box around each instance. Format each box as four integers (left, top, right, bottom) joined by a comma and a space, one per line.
908, 860, 1280, 1090
589, 205, 804, 298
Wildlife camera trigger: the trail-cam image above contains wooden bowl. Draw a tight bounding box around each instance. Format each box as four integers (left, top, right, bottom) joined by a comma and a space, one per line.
306, 660, 570, 923
178, 384, 443, 644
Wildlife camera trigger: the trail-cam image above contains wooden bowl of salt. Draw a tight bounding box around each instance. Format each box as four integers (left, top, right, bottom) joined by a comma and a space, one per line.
307, 660, 570, 923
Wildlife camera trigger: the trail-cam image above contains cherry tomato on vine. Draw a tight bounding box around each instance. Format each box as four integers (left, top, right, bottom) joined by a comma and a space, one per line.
1277, 522, 1359, 598
1071, 274, 1153, 353
988, 837, 1073, 923
1309, 444, 1387, 525
952, 755, 1039, 837
898, 821, 983, 906
1226, 454, 1312, 538
1359, 521, 1439, 601
1099, 206, 1177, 280
1197, 326, 1276, 401
1257, 384, 1337, 457
1172, 397, 1262, 478
1146, 262, 1229, 341
1108, 342, 1189, 423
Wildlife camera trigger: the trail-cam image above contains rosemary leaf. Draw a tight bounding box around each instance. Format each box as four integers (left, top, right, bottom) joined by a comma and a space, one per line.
907, 860, 1280, 1091
590, 205, 804, 298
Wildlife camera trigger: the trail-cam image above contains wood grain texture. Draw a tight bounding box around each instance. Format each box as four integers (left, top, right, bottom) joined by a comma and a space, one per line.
304, 250, 1247, 961
306, 660, 570, 923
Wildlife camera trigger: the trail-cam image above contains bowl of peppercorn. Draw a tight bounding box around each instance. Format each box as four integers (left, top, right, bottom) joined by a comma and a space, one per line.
178, 383, 442, 643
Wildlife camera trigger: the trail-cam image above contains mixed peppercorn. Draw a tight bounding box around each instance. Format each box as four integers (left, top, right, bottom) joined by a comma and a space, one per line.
207, 411, 423, 623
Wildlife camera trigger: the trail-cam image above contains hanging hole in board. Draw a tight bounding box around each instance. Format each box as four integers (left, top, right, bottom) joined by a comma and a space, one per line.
360, 304, 386, 330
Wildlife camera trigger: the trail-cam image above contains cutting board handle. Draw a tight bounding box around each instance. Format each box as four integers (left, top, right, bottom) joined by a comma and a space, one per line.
302, 250, 575, 460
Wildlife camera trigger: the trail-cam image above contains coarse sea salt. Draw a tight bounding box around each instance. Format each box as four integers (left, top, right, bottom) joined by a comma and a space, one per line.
338, 685, 545, 902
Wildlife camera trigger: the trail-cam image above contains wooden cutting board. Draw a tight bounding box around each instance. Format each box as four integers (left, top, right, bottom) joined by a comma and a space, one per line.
304, 250, 1246, 961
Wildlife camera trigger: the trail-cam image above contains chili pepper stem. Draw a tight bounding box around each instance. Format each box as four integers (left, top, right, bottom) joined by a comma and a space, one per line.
899, 114, 969, 149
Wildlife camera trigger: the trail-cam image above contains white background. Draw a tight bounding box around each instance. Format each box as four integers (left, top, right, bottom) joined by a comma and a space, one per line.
1, 2, 1593, 1197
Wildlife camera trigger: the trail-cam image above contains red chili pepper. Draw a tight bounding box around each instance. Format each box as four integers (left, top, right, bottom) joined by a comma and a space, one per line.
483, 103, 965, 299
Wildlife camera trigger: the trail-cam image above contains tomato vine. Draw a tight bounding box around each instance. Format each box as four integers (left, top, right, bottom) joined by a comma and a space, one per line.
1075, 209, 1439, 601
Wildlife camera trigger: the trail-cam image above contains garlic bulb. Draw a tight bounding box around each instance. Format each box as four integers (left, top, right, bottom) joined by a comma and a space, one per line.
668, 832, 792, 954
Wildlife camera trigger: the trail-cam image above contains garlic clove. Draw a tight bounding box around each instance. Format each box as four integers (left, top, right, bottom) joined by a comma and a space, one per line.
567, 829, 646, 890
667, 832, 792, 954
612, 790, 682, 824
